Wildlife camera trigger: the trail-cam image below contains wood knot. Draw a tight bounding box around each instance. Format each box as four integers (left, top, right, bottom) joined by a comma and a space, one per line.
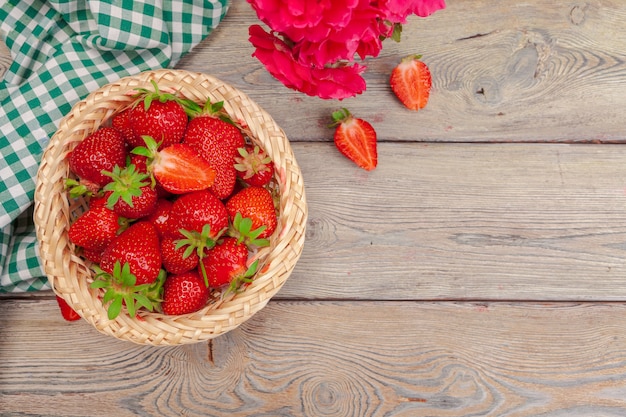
570, 4, 587, 25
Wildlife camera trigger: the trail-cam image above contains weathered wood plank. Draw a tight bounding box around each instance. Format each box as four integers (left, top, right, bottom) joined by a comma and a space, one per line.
279, 142, 626, 301
175, 0, 626, 143
2, 298, 626, 416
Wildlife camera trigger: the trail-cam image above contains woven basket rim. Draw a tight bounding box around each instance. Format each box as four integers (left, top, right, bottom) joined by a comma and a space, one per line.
33, 69, 307, 346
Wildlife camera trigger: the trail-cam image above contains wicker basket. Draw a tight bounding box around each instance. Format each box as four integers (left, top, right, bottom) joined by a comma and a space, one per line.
33, 69, 307, 346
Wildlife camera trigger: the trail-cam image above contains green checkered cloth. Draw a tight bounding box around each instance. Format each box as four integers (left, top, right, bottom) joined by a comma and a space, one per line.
0, 0, 229, 292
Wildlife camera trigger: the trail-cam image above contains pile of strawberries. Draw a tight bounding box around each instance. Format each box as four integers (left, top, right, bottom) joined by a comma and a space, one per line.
63, 81, 278, 320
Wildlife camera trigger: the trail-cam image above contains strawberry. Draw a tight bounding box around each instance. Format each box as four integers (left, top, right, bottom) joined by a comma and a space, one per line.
199, 237, 251, 289
111, 107, 135, 144
331, 108, 377, 171
168, 190, 229, 240
91, 261, 166, 320
129, 154, 170, 198
234, 145, 274, 187
100, 221, 162, 285
161, 236, 200, 274
68, 206, 123, 251
161, 271, 210, 315
101, 163, 157, 219
82, 247, 104, 264
226, 186, 277, 239
183, 100, 245, 199
127, 81, 188, 149
55, 295, 81, 321
146, 198, 174, 237
132, 137, 216, 195
390, 54, 432, 111
68, 127, 128, 187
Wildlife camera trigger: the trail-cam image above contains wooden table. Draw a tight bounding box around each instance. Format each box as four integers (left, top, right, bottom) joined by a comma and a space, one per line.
3, 1, 626, 415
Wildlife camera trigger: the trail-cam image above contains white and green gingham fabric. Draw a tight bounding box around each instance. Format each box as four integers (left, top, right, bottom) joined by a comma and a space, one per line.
0, 0, 229, 292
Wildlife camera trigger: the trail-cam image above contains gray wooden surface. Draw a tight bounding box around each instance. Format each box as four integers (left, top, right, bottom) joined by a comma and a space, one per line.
3, 1, 626, 416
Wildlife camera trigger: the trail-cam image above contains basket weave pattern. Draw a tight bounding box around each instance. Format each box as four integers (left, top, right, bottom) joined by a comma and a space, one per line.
34, 69, 307, 345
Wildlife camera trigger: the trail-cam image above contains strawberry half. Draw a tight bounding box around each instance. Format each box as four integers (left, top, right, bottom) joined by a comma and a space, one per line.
132, 137, 216, 195
390, 54, 432, 111
331, 108, 377, 171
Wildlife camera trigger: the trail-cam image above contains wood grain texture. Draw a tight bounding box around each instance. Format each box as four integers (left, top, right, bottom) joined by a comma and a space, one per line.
3, 298, 626, 417
278, 142, 626, 301
174, 0, 626, 143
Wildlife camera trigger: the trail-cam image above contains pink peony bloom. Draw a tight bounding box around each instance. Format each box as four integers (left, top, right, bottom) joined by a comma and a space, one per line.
246, 0, 445, 99
249, 25, 367, 100
375, 0, 446, 23
247, 0, 378, 44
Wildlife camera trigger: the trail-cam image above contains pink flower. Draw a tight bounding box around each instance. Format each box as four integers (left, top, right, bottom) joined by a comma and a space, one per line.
246, 0, 446, 99
249, 25, 367, 100
247, 0, 378, 44
375, 0, 446, 23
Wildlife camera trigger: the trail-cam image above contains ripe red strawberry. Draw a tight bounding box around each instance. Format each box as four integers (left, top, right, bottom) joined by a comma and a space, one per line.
226, 186, 277, 239
183, 100, 245, 199
68, 127, 128, 187
100, 221, 162, 285
129, 154, 170, 198
234, 145, 274, 187
101, 164, 157, 219
55, 295, 81, 321
82, 247, 104, 264
161, 271, 210, 315
68, 206, 123, 251
168, 190, 229, 240
390, 54, 432, 111
133, 138, 216, 195
161, 236, 200, 274
111, 107, 135, 144
146, 198, 174, 237
331, 108, 377, 171
127, 81, 188, 149
199, 237, 249, 288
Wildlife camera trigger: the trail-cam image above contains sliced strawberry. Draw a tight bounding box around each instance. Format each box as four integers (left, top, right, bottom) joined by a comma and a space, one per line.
55, 295, 81, 321
133, 137, 216, 195
390, 54, 432, 111
161, 271, 210, 315
331, 108, 377, 171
